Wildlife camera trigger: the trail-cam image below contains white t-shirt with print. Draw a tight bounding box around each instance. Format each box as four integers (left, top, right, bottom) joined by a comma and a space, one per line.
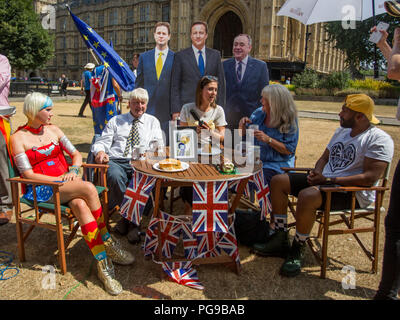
322, 126, 394, 208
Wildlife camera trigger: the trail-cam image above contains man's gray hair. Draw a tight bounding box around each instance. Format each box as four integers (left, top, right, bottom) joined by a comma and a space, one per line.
129, 87, 149, 103
234, 34, 252, 46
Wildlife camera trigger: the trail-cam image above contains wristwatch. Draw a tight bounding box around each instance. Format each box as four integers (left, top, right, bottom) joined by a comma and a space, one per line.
267, 137, 272, 144
325, 177, 334, 184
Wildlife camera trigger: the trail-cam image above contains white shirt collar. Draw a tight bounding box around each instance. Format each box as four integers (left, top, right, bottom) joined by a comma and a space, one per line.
236, 55, 249, 66
155, 46, 169, 56
192, 45, 206, 56
128, 111, 144, 123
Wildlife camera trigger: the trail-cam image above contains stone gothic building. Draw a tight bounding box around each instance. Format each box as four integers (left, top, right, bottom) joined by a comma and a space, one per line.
35, 0, 346, 82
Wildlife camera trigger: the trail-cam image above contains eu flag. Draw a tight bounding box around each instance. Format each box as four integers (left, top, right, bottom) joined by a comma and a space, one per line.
67, 6, 136, 91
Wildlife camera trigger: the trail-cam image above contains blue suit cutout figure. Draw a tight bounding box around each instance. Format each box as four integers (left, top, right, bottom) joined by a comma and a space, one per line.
135, 48, 175, 141
223, 38, 269, 129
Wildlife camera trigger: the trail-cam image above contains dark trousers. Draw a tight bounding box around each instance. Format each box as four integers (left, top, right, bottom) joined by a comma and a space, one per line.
78, 90, 91, 116
107, 159, 133, 210
375, 159, 400, 300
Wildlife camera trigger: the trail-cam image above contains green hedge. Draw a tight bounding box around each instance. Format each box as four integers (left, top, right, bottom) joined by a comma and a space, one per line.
293, 69, 400, 98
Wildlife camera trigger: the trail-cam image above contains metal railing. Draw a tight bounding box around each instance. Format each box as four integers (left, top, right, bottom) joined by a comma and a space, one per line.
9, 82, 61, 97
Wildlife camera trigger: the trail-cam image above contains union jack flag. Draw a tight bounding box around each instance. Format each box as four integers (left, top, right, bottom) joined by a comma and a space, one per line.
181, 221, 198, 260
196, 231, 222, 258
192, 181, 229, 233
216, 222, 240, 265
120, 170, 156, 226
143, 215, 159, 257
161, 261, 193, 272
252, 171, 272, 220
158, 211, 182, 258
90, 66, 120, 135
228, 179, 255, 198
162, 265, 204, 291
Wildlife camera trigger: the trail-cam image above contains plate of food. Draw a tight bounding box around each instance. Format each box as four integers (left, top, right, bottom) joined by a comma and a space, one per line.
153, 158, 189, 172
198, 144, 221, 156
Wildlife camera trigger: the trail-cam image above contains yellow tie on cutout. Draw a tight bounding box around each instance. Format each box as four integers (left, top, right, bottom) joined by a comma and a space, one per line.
156, 52, 163, 80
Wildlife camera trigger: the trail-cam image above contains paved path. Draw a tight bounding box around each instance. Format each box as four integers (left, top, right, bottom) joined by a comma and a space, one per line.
9, 96, 400, 126
299, 110, 399, 126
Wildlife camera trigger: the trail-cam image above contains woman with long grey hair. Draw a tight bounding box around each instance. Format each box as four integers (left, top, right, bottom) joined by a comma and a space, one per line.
238, 83, 299, 185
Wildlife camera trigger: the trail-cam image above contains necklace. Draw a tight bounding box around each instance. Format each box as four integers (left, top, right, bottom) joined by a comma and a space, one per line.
22, 124, 45, 143
22, 124, 44, 134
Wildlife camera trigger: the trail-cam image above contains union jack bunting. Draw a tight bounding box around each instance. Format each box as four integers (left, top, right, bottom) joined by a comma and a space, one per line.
161, 261, 193, 272
216, 222, 240, 265
162, 266, 204, 291
158, 211, 182, 258
181, 221, 198, 260
143, 212, 182, 258
196, 231, 222, 259
143, 215, 159, 257
192, 181, 229, 233
228, 179, 255, 198
120, 170, 156, 226
252, 170, 272, 220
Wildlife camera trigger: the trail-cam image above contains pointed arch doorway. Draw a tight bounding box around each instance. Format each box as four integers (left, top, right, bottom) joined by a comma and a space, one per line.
213, 11, 243, 58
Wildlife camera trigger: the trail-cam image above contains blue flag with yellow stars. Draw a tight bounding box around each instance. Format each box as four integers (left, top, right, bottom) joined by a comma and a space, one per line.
67, 6, 136, 91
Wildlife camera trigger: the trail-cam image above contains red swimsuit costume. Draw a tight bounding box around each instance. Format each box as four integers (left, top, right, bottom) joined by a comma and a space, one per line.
25, 142, 69, 177
21, 142, 69, 200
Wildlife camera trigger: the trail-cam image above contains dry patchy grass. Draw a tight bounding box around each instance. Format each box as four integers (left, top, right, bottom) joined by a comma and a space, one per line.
0, 98, 398, 301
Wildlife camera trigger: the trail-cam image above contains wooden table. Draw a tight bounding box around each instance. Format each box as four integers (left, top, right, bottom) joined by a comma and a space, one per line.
131, 148, 262, 274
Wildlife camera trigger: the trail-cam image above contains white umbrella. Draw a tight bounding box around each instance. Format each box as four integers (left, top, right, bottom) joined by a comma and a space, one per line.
277, 0, 388, 75
277, 0, 387, 25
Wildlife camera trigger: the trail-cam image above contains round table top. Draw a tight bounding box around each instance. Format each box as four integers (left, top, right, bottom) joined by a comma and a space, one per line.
131, 148, 262, 182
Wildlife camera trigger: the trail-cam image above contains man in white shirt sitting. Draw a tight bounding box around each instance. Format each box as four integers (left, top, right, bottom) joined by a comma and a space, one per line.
92, 88, 164, 243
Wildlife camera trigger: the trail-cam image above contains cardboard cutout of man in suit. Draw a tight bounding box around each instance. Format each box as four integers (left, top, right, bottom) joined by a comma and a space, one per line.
135, 22, 174, 141
170, 21, 226, 120
223, 34, 269, 129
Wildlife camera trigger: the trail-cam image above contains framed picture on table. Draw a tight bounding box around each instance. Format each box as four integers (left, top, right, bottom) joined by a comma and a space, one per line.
170, 126, 198, 162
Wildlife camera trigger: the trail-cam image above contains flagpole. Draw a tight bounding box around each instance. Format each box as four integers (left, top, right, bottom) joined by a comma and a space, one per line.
89, 48, 99, 65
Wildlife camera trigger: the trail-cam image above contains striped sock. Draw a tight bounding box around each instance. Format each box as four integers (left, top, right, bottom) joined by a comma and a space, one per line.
91, 207, 111, 242
80, 221, 107, 261
274, 214, 288, 232
294, 231, 309, 244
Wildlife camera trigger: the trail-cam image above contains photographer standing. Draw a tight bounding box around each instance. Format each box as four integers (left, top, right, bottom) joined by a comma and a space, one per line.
371, 0, 400, 300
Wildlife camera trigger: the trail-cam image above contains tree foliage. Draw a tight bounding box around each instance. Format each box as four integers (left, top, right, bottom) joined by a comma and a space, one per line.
0, 0, 54, 70
292, 68, 320, 88
324, 15, 398, 78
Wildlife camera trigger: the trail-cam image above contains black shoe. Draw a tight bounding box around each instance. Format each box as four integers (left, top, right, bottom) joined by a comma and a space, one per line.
113, 217, 130, 236
252, 230, 290, 258
280, 239, 306, 277
127, 223, 141, 244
